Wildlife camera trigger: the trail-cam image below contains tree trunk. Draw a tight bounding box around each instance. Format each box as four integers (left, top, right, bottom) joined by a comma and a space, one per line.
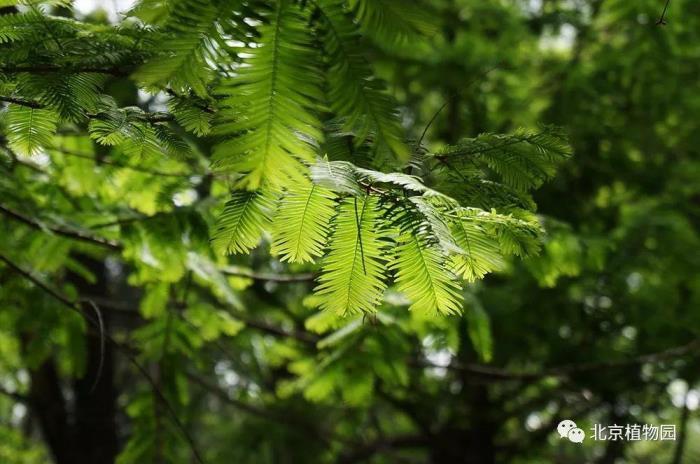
27, 254, 119, 464
27, 358, 74, 463
69, 255, 118, 464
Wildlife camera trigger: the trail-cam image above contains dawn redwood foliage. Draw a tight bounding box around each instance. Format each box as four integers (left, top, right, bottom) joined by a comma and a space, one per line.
3, 1, 698, 463
1, 0, 570, 318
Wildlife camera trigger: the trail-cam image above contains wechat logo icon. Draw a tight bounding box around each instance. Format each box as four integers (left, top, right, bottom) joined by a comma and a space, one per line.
557, 419, 585, 444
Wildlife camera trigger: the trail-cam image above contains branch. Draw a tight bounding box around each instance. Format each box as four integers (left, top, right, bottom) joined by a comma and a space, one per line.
657, 0, 671, 25
221, 265, 316, 283
229, 310, 319, 344
0, 65, 131, 76
186, 372, 293, 424
1, 95, 177, 123
165, 89, 216, 114
0, 204, 122, 251
187, 371, 351, 448
0, 386, 29, 403
423, 339, 700, 381
671, 389, 690, 464
0, 95, 43, 108
54, 148, 194, 178
415, 63, 501, 152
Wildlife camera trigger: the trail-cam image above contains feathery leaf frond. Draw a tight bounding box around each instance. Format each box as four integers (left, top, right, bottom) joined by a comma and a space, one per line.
211, 190, 276, 255
132, 0, 229, 96
0, 9, 45, 44
349, 0, 437, 47
5, 104, 58, 155
316, 0, 407, 163
436, 126, 571, 191
212, 0, 323, 189
271, 183, 338, 263
449, 209, 507, 282
392, 232, 463, 315
17, 73, 105, 122
315, 195, 389, 315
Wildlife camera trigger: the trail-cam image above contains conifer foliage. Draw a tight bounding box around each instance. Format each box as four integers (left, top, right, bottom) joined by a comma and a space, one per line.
0, 0, 570, 318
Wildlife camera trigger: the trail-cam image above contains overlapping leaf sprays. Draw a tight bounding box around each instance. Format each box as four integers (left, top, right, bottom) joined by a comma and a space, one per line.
0, 0, 571, 317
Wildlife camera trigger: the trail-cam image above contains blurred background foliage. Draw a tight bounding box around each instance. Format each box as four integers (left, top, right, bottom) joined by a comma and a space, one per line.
1, 0, 699, 463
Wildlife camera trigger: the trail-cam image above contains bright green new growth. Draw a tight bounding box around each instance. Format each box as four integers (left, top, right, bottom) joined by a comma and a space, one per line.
212, 191, 275, 255
212, 123, 569, 316
212, 0, 323, 189
6, 106, 58, 155
392, 233, 462, 315
315, 196, 389, 315
0, 0, 571, 318
271, 183, 337, 264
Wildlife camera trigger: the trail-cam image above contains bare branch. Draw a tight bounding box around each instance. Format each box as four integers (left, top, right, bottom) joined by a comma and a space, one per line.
221, 265, 315, 283
0, 95, 43, 108
418, 339, 700, 382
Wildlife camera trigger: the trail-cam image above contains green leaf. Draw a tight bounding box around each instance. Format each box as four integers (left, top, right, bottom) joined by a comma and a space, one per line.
212, 0, 323, 189
316, 0, 408, 162
132, 0, 228, 96
186, 304, 244, 341
168, 97, 212, 136
19, 73, 104, 122
0, 9, 44, 43
392, 233, 463, 315
348, 0, 437, 47
140, 282, 169, 319
310, 158, 362, 195
271, 182, 337, 263
315, 195, 388, 315
6, 105, 58, 155
437, 126, 571, 191
449, 210, 506, 282
211, 190, 275, 255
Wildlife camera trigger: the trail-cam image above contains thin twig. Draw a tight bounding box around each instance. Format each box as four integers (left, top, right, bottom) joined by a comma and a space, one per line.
420, 339, 700, 381
85, 300, 105, 395
220, 266, 315, 283
1, 95, 177, 124
186, 371, 343, 448
415, 63, 501, 152
657, 0, 671, 25
0, 204, 122, 251
0, 386, 29, 403
0, 95, 43, 108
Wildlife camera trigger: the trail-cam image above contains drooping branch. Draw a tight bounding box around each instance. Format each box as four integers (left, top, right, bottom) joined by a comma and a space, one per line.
0, 203, 122, 251
55, 149, 194, 178
419, 339, 700, 381
221, 265, 316, 283
0, 94, 178, 124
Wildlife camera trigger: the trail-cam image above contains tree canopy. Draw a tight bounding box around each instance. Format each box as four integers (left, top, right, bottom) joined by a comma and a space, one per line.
0, 0, 699, 463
